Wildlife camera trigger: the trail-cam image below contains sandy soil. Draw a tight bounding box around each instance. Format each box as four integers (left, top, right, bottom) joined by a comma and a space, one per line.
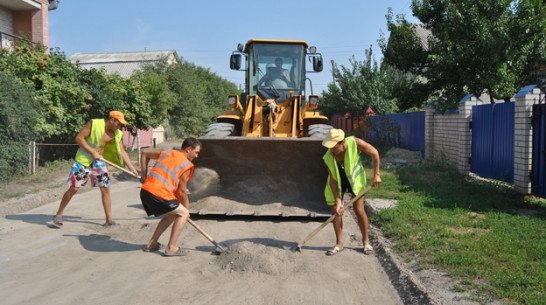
0, 146, 499, 305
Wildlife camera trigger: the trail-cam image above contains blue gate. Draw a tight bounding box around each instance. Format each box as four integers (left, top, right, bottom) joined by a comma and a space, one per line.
532, 104, 546, 197
470, 103, 514, 182
367, 111, 425, 157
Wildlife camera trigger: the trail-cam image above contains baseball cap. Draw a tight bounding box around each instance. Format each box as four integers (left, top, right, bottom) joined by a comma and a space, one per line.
109, 111, 128, 125
322, 128, 345, 148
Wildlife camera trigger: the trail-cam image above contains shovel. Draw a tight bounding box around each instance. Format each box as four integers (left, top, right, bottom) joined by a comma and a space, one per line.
187, 218, 226, 254
293, 185, 372, 252
101, 158, 226, 254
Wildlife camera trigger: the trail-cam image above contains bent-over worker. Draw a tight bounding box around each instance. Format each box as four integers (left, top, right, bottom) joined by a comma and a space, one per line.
322, 128, 381, 256
139, 137, 201, 257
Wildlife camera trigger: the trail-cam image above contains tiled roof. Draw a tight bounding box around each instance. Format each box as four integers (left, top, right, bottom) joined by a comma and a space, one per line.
67, 50, 180, 78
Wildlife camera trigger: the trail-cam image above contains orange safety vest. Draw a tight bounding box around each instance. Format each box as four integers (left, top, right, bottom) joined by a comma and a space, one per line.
142, 150, 194, 201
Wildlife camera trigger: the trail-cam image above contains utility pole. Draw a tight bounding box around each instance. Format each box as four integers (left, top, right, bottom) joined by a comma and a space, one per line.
330, 60, 336, 82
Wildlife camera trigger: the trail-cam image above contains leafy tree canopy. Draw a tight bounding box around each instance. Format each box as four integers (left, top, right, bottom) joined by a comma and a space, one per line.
321, 47, 424, 117
381, 0, 546, 110
143, 59, 239, 138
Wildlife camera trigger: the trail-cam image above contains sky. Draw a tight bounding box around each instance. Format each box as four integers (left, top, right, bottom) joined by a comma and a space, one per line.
48, 0, 419, 95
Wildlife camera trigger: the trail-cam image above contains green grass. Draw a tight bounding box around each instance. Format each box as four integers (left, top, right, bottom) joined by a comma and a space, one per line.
369, 161, 546, 305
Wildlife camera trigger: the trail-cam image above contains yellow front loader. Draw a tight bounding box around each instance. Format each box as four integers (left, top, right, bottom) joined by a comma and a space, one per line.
189, 39, 333, 218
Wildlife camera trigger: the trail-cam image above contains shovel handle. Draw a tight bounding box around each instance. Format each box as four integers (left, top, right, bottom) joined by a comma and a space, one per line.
187, 218, 215, 243
296, 185, 372, 250
187, 218, 224, 250
101, 158, 141, 179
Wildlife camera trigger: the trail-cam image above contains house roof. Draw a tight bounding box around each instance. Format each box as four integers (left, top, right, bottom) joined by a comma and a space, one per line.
412, 24, 432, 51
67, 50, 180, 78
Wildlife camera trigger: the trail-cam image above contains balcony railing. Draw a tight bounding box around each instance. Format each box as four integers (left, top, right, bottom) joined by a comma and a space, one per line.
0, 31, 38, 51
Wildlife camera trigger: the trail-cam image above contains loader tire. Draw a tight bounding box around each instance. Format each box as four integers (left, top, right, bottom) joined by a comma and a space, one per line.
204, 123, 236, 137
308, 124, 333, 139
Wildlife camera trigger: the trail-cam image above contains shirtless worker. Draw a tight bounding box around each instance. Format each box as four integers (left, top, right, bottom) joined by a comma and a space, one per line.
51, 111, 139, 227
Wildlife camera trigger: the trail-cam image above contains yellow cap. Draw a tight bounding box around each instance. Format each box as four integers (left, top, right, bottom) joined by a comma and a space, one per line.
322, 129, 345, 148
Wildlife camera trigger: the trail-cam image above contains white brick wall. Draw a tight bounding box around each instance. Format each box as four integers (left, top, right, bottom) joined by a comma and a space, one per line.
512, 87, 542, 193
0, 7, 13, 34
425, 87, 544, 195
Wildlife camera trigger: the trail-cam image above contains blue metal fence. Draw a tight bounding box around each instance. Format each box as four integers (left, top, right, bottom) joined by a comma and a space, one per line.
470, 103, 514, 183
367, 111, 425, 158
532, 104, 546, 197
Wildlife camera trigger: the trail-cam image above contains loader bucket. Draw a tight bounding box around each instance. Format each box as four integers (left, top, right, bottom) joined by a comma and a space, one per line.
188, 137, 331, 218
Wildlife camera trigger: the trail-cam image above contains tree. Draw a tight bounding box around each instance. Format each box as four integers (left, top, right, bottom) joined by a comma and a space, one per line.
321, 47, 421, 118
382, 0, 546, 110
0, 74, 40, 181
144, 59, 239, 138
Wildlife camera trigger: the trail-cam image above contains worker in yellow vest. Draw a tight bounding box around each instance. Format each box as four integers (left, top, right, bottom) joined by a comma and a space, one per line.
322, 128, 381, 256
51, 111, 139, 228
139, 137, 201, 257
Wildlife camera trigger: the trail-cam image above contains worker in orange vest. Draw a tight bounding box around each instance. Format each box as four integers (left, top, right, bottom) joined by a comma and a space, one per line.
139, 137, 201, 257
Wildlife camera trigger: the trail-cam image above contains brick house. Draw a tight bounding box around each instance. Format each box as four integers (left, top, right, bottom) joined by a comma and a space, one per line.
0, 0, 57, 50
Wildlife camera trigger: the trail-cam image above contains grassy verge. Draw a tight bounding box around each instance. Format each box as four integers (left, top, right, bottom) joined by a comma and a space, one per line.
369, 161, 545, 305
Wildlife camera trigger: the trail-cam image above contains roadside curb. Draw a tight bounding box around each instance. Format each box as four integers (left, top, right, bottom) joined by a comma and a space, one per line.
370, 225, 441, 305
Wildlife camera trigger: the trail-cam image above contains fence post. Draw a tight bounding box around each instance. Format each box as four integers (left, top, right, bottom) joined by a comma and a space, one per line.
28, 141, 32, 175
513, 85, 541, 194
28, 141, 36, 175
457, 95, 479, 175
137, 132, 141, 163
424, 104, 435, 162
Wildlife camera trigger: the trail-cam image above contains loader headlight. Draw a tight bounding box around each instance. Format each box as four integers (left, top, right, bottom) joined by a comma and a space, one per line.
309, 95, 319, 109
228, 96, 237, 108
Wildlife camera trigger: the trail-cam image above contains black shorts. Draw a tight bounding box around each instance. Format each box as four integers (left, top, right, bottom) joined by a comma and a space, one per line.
140, 189, 180, 217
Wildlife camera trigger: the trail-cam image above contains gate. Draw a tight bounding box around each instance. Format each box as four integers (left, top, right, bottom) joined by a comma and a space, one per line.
532, 104, 546, 197
470, 103, 514, 182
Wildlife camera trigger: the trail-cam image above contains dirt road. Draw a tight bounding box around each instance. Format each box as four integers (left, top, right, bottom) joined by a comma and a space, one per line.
0, 178, 416, 305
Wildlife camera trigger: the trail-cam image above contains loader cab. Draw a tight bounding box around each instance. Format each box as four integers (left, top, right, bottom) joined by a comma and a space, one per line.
230, 39, 323, 103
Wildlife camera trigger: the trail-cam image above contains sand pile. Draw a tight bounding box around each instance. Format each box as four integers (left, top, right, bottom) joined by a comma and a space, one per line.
215, 241, 305, 275
381, 148, 423, 169
187, 167, 221, 200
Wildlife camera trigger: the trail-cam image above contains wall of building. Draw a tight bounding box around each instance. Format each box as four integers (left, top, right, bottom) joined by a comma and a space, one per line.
0, 6, 12, 34
0, 0, 48, 49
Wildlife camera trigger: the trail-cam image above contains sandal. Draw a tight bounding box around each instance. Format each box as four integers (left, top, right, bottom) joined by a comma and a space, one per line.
364, 244, 374, 255
52, 216, 63, 228
163, 247, 188, 257
142, 242, 162, 252
326, 246, 343, 256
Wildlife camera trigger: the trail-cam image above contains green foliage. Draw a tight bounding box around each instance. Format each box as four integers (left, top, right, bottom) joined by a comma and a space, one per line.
0, 41, 239, 176
321, 47, 421, 117
382, 0, 546, 111
145, 59, 239, 138
0, 74, 40, 181
131, 69, 173, 128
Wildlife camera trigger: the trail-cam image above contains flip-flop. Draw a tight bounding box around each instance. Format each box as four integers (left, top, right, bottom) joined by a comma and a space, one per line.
163, 247, 188, 257
364, 244, 374, 255
326, 246, 343, 256
52, 216, 63, 228
142, 242, 162, 252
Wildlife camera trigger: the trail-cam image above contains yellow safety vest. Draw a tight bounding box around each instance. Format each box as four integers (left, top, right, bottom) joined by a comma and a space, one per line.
323, 136, 367, 205
74, 119, 124, 167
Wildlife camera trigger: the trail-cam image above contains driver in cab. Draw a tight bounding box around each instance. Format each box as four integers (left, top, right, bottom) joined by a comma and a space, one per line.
259, 57, 291, 89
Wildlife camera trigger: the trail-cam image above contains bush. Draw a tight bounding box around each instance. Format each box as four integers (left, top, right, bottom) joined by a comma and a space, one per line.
0, 74, 40, 181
